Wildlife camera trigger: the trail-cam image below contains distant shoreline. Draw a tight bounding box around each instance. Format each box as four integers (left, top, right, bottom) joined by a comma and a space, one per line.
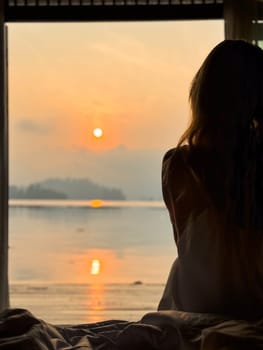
8, 199, 165, 209
10, 282, 166, 286
9, 177, 126, 200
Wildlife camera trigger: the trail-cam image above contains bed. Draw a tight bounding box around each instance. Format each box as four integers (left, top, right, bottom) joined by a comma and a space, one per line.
0, 308, 262, 349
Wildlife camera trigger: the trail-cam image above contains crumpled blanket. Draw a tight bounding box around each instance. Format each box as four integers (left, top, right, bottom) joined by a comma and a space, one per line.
0, 308, 263, 350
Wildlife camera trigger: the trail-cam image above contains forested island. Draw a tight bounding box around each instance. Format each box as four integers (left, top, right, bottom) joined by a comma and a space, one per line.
9, 178, 126, 200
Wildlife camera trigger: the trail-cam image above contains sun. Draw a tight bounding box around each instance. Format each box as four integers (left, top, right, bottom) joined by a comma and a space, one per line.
93, 128, 103, 138
91, 259, 101, 275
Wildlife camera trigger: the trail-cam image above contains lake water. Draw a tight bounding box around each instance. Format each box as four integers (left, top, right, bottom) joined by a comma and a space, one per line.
10, 283, 165, 324
8, 200, 177, 323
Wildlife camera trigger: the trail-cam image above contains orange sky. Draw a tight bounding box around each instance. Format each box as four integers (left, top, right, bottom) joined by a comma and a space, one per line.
8, 21, 224, 186
8, 21, 224, 148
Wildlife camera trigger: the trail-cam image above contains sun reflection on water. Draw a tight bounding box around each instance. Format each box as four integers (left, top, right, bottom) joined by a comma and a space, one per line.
91, 259, 101, 275
89, 199, 104, 208
85, 283, 107, 323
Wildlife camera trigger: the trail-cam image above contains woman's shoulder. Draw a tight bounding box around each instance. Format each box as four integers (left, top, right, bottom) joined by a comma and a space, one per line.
162, 145, 208, 190
162, 146, 190, 171
162, 146, 211, 216
163, 145, 189, 163
163, 145, 211, 171
162, 146, 191, 186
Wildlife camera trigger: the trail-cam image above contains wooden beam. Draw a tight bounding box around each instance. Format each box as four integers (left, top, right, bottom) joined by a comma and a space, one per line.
224, 0, 256, 42
0, 0, 9, 311
4, 3, 223, 22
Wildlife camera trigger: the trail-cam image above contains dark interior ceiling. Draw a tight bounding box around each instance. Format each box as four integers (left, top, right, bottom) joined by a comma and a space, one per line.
5, 0, 224, 22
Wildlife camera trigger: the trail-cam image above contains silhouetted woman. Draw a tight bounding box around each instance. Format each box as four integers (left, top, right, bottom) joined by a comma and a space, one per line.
158, 40, 263, 320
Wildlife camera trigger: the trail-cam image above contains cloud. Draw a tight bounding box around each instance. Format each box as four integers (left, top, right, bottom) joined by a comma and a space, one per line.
16, 119, 52, 134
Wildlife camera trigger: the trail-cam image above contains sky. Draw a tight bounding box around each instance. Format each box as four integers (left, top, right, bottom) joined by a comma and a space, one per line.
8, 20, 224, 199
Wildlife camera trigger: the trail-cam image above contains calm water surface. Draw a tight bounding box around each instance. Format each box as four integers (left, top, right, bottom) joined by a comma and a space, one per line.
9, 200, 177, 323
10, 282, 165, 324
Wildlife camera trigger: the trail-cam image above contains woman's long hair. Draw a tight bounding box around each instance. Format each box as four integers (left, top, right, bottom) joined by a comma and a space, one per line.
179, 40, 263, 232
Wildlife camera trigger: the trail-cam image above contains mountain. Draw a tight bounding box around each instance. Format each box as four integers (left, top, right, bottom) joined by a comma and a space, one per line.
38, 178, 126, 200
9, 184, 67, 199
9, 178, 126, 200
10, 147, 165, 200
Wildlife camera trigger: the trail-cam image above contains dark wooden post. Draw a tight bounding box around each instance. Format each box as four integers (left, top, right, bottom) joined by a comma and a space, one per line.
224, 0, 256, 42
0, 0, 9, 311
